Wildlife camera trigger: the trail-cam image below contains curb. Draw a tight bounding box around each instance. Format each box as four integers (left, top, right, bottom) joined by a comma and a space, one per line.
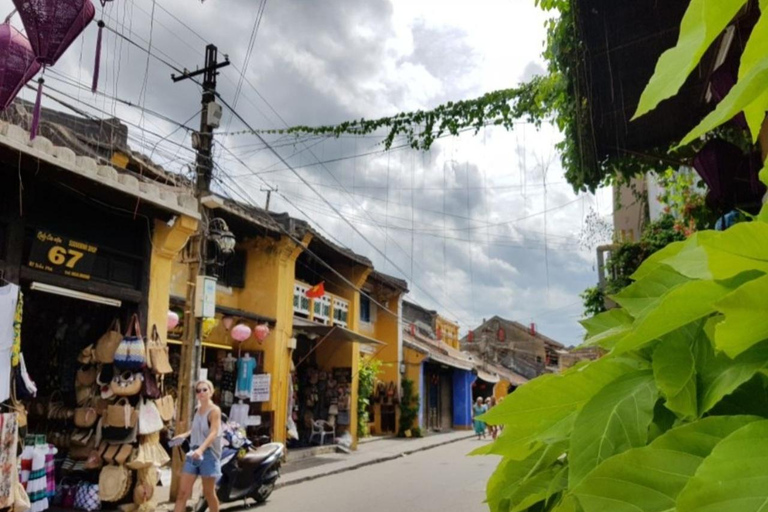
277, 434, 475, 488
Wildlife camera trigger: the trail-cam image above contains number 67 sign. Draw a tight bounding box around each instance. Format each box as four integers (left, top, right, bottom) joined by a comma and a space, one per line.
28, 230, 98, 280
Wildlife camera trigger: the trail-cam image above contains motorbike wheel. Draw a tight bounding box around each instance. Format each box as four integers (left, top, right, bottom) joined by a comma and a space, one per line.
253, 483, 275, 503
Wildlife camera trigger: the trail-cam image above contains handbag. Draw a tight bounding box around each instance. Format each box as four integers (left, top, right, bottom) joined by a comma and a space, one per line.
74, 482, 100, 512
106, 398, 137, 428
99, 465, 132, 503
155, 394, 175, 423
147, 324, 173, 374
138, 398, 164, 435
75, 385, 94, 406
142, 368, 161, 399
111, 371, 143, 397
10, 373, 28, 428
95, 319, 122, 363
76, 365, 98, 387
74, 405, 98, 428
77, 344, 95, 364
113, 315, 146, 370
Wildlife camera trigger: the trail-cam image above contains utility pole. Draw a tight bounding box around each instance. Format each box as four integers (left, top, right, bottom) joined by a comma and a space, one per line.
261, 185, 277, 211
170, 44, 229, 500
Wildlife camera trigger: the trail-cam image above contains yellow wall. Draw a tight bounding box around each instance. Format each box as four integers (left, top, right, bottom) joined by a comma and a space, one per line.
436, 315, 460, 350
403, 346, 427, 431
493, 380, 510, 401
365, 294, 401, 435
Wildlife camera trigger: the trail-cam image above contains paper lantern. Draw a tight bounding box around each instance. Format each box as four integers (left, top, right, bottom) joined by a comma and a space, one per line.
255, 323, 270, 342
222, 316, 234, 331
13, 0, 95, 66
231, 324, 251, 343
167, 311, 180, 330
0, 23, 41, 110
202, 317, 218, 339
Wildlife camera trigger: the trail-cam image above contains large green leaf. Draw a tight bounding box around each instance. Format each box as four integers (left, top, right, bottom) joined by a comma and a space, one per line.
709, 374, 768, 417
680, 52, 768, 146
480, 358, 643, 459
572, 416, 761, 512
633, 0, 748, 120
714, 274, 768, 357
677, 419, 768, 512
698, 340, 768, 413
631, 239, 688, 281
569, 371, 658, 489
613, 280, 733, 355
739, 0, 768, 140
613, 265, 690, 318
580, 309, 634, 338
487, 443, 566, 512
652, 324, 703, 419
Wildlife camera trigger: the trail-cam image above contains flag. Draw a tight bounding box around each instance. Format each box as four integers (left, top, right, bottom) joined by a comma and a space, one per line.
305, 282, 325, 298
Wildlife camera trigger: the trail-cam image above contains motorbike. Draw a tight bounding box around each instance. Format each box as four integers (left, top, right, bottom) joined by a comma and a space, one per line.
193, 420, 284, 511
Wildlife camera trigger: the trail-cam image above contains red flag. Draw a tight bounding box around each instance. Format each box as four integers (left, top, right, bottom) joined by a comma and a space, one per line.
305, 282, 325, 299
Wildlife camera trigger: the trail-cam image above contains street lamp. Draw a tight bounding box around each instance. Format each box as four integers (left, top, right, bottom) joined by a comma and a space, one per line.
207, 217, 236, 266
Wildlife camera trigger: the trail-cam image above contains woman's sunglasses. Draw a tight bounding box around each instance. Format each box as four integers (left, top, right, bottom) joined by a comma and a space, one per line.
196, 388, 209, 394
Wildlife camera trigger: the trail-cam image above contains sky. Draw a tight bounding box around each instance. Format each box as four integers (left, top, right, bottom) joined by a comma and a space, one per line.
3, 0, 614, 346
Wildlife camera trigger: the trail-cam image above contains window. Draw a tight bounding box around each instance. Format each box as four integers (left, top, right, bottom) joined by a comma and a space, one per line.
217, 250, 246, 288
360, 295, 371, 323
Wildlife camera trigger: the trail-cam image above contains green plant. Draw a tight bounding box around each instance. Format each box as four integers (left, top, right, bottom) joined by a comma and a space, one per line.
357, 357, 383, 438
398, 379, 421, 438
579, 287, 605, 318
481, 1, 768, 509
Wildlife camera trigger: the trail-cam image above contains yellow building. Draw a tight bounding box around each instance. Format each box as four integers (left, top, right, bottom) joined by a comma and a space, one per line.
435, 314, 460, 349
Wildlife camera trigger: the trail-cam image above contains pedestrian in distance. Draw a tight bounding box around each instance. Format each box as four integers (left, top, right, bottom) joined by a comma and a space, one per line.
473, 397, 487, 440
172, 379, 223, 512
486, 397, 498, 440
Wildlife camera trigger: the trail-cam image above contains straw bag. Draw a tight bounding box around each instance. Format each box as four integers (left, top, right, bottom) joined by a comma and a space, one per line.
77, 344, 95, 364
74, 405, 98, 428
146, 325, 173, 375
106, 398, 137, 428
138, 398, 164, 435
114, 315, 146, 370
76, 365, 98, 387
128, 432, 170, 469
155, 394, 174, 423
99, 465, 132, 503
74, 482, 100, 512
95, 319, 122, 364
111, 371, 143, 397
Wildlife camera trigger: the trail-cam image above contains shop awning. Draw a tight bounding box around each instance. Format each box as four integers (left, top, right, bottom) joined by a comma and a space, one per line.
293, 321, 385, 346
476, 369, 500, 384
403, 332, 474, 371
170, 295, 276, 325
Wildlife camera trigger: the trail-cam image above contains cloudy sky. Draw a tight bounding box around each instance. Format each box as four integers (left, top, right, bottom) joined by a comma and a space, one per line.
4, 0, 613, 346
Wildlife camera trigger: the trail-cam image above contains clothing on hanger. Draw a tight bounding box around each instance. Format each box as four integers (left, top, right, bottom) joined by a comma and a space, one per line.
0, 283, 20, 402
229, 401, 249, 426
0, 413, 19, 509
235, 354, 256, 399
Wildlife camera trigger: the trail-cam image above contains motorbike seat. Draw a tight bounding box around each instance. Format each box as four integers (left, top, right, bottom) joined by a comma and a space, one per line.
240, 443, 282, 467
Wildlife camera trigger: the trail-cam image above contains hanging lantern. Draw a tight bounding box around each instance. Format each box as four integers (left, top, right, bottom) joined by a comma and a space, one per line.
231, 324, 251, 343
12, 0, 95, 137
202, 317, 218, 339
221, 316, 234, 331
166, 310, 180, 330
467, 331, 474, 343
254, 323, 270, 342
0, 22, 41, 110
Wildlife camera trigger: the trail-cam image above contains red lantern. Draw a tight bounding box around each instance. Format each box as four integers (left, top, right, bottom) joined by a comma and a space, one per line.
0, 22, 41, 110
231, 324, 251, 343
497, 328, 506, 342
467, 331, 474, 343
254, 323, 270, 342
409, 324, 416, 336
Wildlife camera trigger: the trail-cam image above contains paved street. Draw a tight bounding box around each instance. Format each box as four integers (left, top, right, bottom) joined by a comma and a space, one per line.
268, 438, 497, 512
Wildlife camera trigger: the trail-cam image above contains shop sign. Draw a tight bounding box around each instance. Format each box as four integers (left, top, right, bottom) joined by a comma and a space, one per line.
195, 275, 217, 318
251, 373, 271, 402
28, 230, 98, 280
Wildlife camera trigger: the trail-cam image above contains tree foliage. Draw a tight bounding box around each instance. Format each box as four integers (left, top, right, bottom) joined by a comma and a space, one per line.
481, 0, 768, 509
357, 357, 383, 438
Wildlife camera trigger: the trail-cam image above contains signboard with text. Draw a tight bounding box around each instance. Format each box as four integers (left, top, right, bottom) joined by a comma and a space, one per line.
28, 230, 98, 280
251, 374, 271, 402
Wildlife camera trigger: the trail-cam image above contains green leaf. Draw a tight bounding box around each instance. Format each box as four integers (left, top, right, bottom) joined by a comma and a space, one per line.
680, 52, 768, 146
633, 0, 748, 120
481, 358, 644, 458
487, 443, 566, 512
652, 325, 701, 419
714, 274, 768, 357
613, 280, 733, 355
738, 1, 768, 140
569, 371, 658, 489
510, 465, 565, 512
613, 264, 690, 318
677, 419, 768, 512
698, 340, 768, 413
709, 374, 768, 417
580, 309, 634, 338
631, 240, 687, 281
572, 416, 761, 512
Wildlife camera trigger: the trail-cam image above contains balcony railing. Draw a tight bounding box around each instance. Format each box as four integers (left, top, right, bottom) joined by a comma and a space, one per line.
293, 280, 350, 327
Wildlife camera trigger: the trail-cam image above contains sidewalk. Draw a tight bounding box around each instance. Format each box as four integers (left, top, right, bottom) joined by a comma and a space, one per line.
279, 430, 475, 487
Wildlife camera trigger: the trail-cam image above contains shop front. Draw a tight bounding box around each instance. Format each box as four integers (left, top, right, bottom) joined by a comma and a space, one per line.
1, 126, 197, 511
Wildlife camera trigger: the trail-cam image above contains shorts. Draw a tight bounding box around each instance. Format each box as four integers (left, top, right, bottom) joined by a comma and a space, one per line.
182, 447, 222, 478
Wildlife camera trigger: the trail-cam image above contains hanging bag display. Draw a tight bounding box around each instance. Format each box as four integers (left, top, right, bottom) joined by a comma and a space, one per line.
105, 398, 137, 428
138, 398, 163, 435
146, 324, 173, 374
94, 319, 122, 364
142, 368, 161, 399
76, 365, 97, 387
114, 314, 146, 370
110, 371, 143, 397
98, 465, 132, 503
74, 403, 98, 428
